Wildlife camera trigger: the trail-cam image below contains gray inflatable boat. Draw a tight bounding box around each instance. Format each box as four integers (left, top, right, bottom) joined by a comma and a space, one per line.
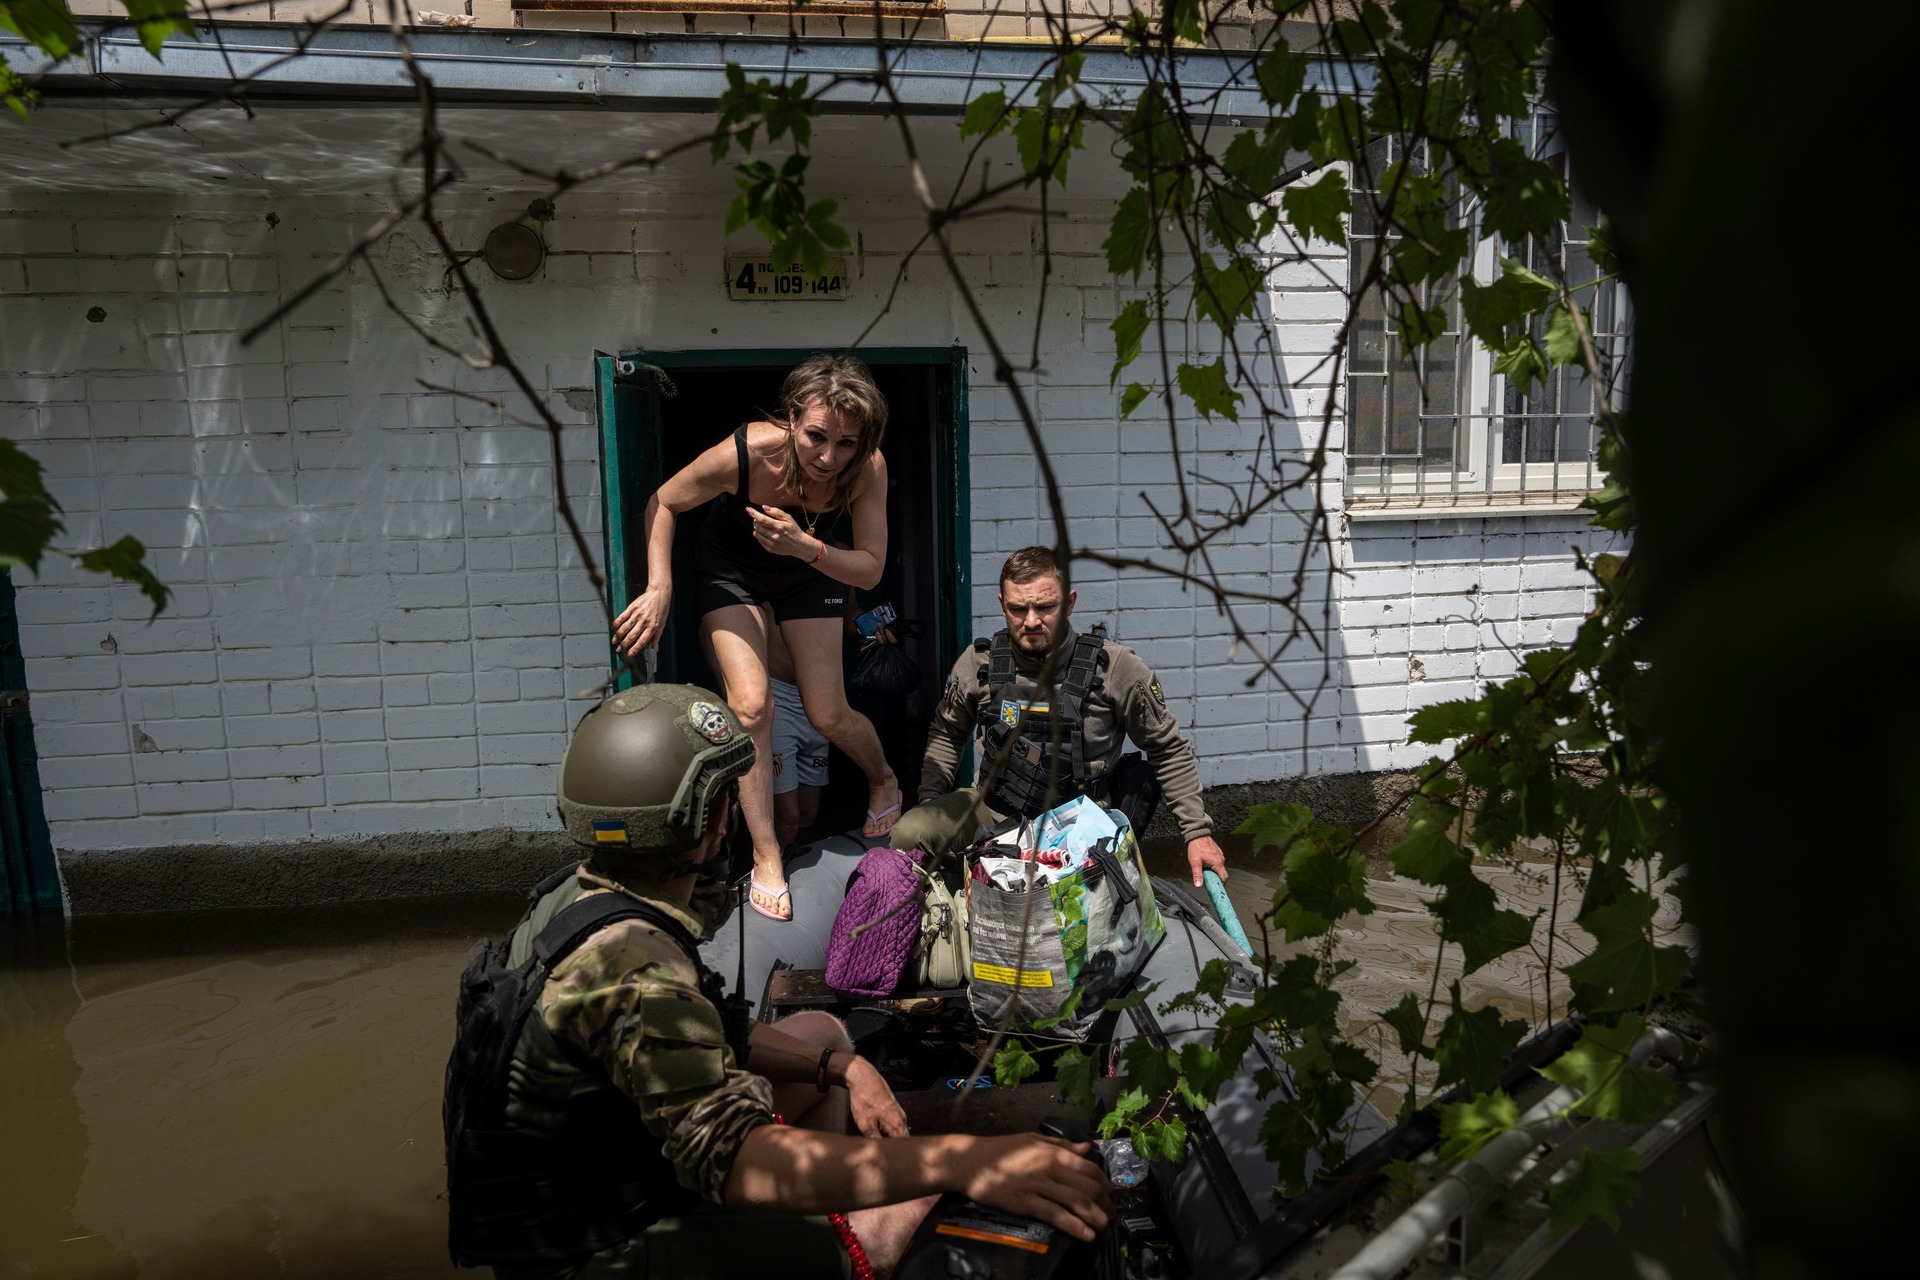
701, 831, 1395, 1276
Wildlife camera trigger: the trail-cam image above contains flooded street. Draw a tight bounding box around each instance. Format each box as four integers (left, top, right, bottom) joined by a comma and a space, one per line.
1, 894, 521, 1279
2, 833, 1689, 1275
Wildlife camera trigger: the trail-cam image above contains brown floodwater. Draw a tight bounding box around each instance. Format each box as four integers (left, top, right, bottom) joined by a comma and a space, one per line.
1, 832, 1689, 1276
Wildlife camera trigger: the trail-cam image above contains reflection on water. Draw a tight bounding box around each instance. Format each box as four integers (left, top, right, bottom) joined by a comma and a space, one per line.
1140, 823, 1691, 1113
1, 838, 1690, 1274
1, 894, 520, 1280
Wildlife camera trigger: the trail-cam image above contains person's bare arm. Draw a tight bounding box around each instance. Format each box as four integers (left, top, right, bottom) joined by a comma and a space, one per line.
724, 1128, 1112, 1241
746, 1020, 908, 1137
612, 439, 737, 656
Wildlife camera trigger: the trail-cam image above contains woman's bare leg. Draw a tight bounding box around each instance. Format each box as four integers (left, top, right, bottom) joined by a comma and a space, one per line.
700, 605, 788, 917
780, 616, 901, 836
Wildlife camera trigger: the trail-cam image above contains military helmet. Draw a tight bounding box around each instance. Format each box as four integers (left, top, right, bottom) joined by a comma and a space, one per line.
557, 683, 756, 856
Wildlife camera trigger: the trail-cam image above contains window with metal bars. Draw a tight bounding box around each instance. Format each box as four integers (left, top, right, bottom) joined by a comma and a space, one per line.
1343, 117, 1631, 513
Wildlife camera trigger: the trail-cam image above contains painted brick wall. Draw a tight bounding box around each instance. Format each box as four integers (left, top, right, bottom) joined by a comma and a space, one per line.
1, 188, 1614, 852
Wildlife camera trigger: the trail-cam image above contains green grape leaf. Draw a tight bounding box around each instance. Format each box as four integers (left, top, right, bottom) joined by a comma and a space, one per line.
1138, 1114, 1189, 1163
1565, 892, 1692, 1013
1432, 982, 1526, 1098
1457, 256, 1556, 347
1546, 1146, 1641, 1234
959, 89, 1010, 140
1110, 299, 1149, 387
71, 536, 171, 618
1254, 41, 1306, 107
1407, 697, 1484, 744
1381, 992, 1430, 1056
1097, 1085, 1151, 1137
1194, 253, 1263, 330
1281, 169, 1350, 248
1382, 1158, 1420, 1191
1031, 985, 1086, 1031
1327, 1041, 1378, 1085
1236, 801, 1313, 853
1585, 221, 1620, 275
1119, 382, 1152, 418
1389, 798, 1467, 885
122, 0, 194, 58
1544, 300, 1586, 366
1176, 359, 1242, 421
0, 0, 82, 61
1105, 187, 1154, 278
1540, 1016, 1676, 1123
1053, 1043, 1099, 1113
1437, 1087, 1519, 1162
993, 1041, 1039, 1087
1494, 334, 1548, 395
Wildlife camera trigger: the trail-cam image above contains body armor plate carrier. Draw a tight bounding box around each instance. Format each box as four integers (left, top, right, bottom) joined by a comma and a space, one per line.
443, 865, 747, 1268
975, 631, 1109, 819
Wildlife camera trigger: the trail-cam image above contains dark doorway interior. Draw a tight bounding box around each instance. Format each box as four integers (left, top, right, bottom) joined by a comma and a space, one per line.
645, 362, 954, 838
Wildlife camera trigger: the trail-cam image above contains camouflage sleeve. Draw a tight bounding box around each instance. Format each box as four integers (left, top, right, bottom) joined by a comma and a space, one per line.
542, 918, 775, 1204
918, 647, 982, 804
1107, 646, 1213, 842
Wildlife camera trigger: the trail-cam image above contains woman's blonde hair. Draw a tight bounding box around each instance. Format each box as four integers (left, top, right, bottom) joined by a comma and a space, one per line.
779, 353, 889, 514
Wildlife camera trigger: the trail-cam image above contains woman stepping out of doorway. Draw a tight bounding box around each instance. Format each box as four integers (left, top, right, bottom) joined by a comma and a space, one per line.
612, 353, 902, 922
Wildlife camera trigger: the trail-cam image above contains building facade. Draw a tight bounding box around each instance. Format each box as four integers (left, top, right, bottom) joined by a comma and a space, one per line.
0, 14, 1617, 880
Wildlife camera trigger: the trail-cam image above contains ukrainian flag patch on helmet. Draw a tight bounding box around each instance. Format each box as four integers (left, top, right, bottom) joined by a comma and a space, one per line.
592, 819, 629, 844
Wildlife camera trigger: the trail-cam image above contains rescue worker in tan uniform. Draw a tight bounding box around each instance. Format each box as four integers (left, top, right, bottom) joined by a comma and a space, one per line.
915, 547, 1229, 888
444, 683, 1111, 1279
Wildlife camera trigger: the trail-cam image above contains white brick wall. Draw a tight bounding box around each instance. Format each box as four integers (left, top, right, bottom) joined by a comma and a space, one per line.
2, 187, 1615, 852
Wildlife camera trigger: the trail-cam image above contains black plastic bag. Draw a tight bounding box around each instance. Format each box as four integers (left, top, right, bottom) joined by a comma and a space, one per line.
850, 620, 922, 697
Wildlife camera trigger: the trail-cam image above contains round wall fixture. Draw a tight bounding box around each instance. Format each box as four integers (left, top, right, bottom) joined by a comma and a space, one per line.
482, 222, 545, 280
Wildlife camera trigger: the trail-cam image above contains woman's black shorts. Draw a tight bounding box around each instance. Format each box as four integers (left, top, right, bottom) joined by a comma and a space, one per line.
693, 555, 848, 623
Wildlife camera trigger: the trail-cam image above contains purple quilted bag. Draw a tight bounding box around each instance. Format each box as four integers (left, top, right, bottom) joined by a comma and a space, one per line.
824, 847, 927, 998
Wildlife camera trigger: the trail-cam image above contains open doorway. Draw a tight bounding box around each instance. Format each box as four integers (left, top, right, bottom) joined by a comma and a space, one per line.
594, 348, 970, 838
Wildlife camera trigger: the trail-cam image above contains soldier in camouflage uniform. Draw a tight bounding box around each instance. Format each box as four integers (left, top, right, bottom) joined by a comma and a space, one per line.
450, 684, 1112, 1280
915, 546, 1229, 888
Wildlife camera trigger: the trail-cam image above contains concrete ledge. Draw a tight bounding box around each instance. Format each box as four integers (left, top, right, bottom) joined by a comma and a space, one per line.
1143, 767, 1418, 842
59, 827, 581, 915
56, 768, 1422, 915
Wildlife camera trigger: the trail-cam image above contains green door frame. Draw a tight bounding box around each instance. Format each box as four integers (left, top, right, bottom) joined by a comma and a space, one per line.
593, 346, 971, 690
1, 571, 60, 917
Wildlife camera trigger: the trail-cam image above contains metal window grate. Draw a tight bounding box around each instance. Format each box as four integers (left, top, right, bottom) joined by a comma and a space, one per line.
1344, 117, 1632, 512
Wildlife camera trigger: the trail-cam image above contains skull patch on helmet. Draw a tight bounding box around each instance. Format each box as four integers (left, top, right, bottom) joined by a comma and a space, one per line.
689, 701, 733, 744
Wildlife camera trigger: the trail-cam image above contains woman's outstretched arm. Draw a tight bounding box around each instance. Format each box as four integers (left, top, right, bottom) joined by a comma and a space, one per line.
612, 438, 736, 656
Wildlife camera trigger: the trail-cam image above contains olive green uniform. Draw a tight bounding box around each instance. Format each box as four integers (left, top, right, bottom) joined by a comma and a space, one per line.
500, 866, 848, 1280
918, 628, 1214, 842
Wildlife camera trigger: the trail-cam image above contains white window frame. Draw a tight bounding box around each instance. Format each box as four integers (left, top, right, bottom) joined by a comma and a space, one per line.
1341, 120, 1630, 520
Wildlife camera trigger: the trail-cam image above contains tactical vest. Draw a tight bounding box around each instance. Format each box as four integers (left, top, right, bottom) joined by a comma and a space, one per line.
443, 867, 726, 1268
974, 630, 1110, 818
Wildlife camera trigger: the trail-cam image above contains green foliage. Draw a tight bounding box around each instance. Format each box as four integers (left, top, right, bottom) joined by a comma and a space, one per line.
1, 439, 169, 615
1437, 1088, 1519, 1161
2, 0, 193, 115
1104, 188, 1155, 279
993, 1041, 1039, 1088
1110, 300, 1150, 387
1281, 170, 1350, 248
1547, 1146, 1641, 1234
712, 67, 817, 160
1540, 1015, 1676, 1123
1565, 893, 1692, 1013
1432, 982, 1526, 1097
1176, 359, 1241, 421
725, 154, 848, 279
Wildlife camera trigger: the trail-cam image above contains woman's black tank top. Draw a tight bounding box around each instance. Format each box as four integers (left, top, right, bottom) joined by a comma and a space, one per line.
697, 425, 831, 578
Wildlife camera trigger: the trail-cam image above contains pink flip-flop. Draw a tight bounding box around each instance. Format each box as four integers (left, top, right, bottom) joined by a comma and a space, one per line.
863, 789, 903, 839
747, 877, 792, 922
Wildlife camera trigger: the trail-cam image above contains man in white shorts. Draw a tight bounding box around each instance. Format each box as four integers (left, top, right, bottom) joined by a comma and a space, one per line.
768, 627, 829, 849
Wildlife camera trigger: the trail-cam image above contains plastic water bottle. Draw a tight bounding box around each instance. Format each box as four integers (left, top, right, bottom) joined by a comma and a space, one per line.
1097, 1137, 1150, 1189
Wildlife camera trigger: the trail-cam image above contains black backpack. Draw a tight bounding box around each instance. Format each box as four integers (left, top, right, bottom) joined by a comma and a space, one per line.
442, 868, 713, 1267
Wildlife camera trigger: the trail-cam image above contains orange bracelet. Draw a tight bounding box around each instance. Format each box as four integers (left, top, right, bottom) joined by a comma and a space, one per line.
811, 539, 825, 566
